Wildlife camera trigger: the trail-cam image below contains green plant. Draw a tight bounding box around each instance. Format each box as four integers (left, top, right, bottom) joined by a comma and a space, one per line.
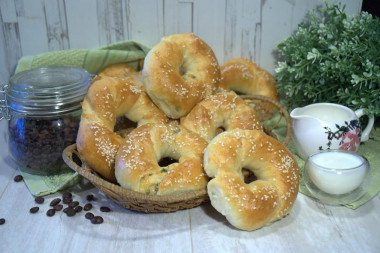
275, 1, 380, 115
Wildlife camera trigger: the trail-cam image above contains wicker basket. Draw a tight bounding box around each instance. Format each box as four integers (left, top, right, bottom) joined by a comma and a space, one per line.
62, 95, 292, 213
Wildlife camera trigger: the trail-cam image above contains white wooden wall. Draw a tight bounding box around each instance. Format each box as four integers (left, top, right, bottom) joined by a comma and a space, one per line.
0, 0, 362, 85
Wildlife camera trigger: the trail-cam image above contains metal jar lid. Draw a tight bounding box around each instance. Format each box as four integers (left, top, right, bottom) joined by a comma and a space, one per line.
1, 66, 91, 119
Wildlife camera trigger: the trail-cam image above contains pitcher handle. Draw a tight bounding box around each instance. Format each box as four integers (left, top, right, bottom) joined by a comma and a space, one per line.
355, 109, 374, 142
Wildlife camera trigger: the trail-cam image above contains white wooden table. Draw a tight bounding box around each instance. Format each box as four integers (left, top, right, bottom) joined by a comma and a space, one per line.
0, 119, 379, 253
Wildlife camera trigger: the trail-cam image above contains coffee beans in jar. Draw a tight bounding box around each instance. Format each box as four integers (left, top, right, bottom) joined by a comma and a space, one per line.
8, 115, 80, 174
2, 67, 91, 175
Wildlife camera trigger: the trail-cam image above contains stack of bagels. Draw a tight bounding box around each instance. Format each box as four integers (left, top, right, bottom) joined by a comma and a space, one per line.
76, 33, 299, 231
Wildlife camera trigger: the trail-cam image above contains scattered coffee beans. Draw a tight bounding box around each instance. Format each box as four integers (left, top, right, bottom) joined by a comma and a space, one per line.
29, 207, 39, 213
13, 175, 23, 182
35, 196, 45, 204
0, 218, 5, 225
46, 209, 56, 217
91, 216, 104, 224
27, 191, 109, 225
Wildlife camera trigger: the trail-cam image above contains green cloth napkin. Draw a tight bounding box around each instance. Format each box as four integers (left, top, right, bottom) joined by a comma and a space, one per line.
21, 166, 81, 197
15, 40, 151, 74
14, 40, 151, 196
269, 115, 380, 210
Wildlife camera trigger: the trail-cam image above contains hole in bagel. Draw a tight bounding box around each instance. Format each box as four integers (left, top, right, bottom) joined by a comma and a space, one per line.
242, 168, 258, 184
231, 89, 245, 96
179, 65, 186, 76
216, 126, 226, 135
158, 157, 178, 168
114, 117, 137, 133
179, 64, 196, 80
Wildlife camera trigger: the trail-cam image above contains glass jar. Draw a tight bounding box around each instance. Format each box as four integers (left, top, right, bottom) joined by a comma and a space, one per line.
1, 66, 91, 175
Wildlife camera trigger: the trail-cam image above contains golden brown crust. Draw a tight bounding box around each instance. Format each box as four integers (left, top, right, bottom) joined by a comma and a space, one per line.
203, 129, 299, 231
220, 58, 279, 102
142, 33, 221, 119
76, 76, 168, 182
181, 91, 263, 142
99, 62, 143, 84
99, 63, 137, 77
115, 122, 209, 195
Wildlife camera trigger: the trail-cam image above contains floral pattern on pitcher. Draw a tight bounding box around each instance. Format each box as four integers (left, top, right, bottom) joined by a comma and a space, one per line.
339, 127, 361, 151
319, 119, 361, 151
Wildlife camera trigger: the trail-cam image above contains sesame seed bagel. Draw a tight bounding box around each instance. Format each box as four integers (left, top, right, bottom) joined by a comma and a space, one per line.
181, 91, 263, 142
99, 63, 139, 79
76, 76, 168, 182
142, 33, 221, 119
220, 58, 279, 117
203, 129, 299, 231
115, 122, 209, 195
99, 63, 144, 91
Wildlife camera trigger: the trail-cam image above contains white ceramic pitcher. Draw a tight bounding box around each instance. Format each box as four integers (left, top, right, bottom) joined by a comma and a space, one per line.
290, 103, 375, 160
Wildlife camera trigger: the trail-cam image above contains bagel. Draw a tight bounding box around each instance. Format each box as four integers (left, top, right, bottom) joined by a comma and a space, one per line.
76, 76, 168, 182
142, 33, 221, 119
115, 123, 209, 195
99, 63, 138, 77
220, 58, 279, 117
181, 91, 263, 142
203, 129, 299, 231
99, 62, 143, 83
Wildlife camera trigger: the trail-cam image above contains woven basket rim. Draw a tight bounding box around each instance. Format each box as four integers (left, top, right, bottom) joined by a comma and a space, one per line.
62, 94, 292, 212
62, 143, 208, 203
241, 94, 292, 145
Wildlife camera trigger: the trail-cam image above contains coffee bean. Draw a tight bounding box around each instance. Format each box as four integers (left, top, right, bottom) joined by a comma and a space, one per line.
86, 194, 95, 201
50, 198, 61, 206
62, 197, 73, 205
54, 204, 63, 211
62, 192, 72, 200
35, 196, 45, 204
100, 206, 111, 212
29, 207, 39, 213
83, 203, 93, 211
74, 206, 83, 213
46, 209, 56, 217
65, 207, 76, 217
69, 201, 79, 208
85, 212, 94, 220
91, 216, 104, 224
14, 175, 23, 182
0, 218, 5, 225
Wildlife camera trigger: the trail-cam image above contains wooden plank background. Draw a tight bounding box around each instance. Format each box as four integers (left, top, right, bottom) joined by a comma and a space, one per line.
0, 0, 362, 85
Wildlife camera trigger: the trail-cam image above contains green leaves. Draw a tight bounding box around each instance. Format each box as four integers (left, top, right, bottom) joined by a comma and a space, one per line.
275, 1, 380, 115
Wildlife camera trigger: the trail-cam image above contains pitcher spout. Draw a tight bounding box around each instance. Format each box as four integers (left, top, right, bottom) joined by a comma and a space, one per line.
290, 106, 323, 126
290, 107, 306, 119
